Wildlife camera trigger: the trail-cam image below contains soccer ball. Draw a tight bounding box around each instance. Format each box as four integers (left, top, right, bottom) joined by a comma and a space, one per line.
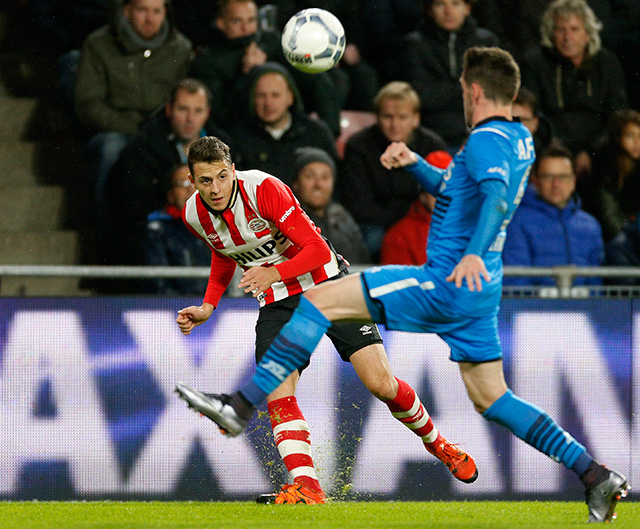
281, 8, 346, 74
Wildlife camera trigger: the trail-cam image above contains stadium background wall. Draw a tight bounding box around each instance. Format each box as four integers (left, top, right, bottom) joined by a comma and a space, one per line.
0, 297, 637, 502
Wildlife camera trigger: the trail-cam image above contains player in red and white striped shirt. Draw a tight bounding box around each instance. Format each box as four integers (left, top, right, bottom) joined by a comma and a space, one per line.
175, 137, 477, 504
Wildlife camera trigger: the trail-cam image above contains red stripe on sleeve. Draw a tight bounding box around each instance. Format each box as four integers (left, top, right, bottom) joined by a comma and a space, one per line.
255, 177, 332, 281
203, 251, 237, 307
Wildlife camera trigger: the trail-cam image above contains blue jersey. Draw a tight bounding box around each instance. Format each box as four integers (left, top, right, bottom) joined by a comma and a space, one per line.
406, 117, 535, 316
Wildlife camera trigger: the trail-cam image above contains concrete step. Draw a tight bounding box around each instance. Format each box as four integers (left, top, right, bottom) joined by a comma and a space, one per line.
0, 186, 66, 231
0, 229, 84, 295
0, 276, 86, 296
0, 95, 37, 139
0, 141, 39, 186
0, 230, 79, 264
0, 139, 86, 187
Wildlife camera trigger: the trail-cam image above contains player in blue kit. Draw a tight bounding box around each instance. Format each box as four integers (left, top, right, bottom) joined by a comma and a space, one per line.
176, 47, 627, 522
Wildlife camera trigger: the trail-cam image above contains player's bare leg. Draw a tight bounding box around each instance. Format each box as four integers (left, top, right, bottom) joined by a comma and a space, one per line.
304, 273, 373, 322
461, 360, 629, 522
351, 344, 477, 483
458, 359, 509, 414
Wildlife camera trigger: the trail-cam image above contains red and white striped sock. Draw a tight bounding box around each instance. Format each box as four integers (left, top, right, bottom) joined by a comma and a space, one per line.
268, 396, 324, 496
385, 377, 443, 450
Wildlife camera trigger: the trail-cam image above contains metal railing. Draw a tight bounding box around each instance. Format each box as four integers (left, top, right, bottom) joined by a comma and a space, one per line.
2, 264, 640, 298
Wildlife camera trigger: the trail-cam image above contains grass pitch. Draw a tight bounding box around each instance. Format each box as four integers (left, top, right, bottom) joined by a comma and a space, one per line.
1, 501, 639, 529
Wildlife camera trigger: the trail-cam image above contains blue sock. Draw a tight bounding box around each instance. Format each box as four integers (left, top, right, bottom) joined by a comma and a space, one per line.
483, 390, 589, 473
240, 297, 331, 406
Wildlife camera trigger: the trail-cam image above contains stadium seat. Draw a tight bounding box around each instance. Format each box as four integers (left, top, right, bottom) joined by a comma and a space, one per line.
335, 110, 377, 158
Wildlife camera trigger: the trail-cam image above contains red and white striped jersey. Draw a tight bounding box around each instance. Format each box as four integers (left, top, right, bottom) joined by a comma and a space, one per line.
182, 169, 340, 307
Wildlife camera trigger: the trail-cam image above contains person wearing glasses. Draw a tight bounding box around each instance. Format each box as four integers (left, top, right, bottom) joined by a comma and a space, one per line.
502, 140, 604, 287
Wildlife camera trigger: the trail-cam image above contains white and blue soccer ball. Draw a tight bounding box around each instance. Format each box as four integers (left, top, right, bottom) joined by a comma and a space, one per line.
281, 8, 346, 74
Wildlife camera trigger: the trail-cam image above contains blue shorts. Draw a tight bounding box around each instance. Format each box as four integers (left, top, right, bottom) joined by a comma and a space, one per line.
360, 265, 502, 363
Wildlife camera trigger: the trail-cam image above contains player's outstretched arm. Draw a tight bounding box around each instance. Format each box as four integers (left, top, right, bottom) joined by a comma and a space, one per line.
380, 142, 445, 195
176, 303, 214, 335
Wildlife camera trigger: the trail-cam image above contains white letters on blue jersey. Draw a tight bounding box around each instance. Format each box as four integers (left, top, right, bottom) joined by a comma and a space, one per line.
407, 118, 536, 315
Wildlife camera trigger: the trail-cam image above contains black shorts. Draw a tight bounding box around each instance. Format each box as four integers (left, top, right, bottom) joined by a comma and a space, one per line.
255, 293, 383, 371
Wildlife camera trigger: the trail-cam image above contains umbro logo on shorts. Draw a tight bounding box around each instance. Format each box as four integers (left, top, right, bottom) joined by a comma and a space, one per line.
359, 325, 373, 335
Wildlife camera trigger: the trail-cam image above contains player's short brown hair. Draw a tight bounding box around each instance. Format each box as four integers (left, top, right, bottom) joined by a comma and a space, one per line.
373, 81, 421, 115
462, 47, 520, 105
187, 136, 232, 175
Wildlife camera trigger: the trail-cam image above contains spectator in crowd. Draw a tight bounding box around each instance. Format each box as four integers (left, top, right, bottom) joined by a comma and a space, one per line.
400, 0, 498, 150
340, 81, 447, 261
580, 109, 640, 243
511, 87, 554, 156
470, 0, 623, 65
230, 62, 338, 188
582, 109, 640, 282
74, 0, 192, 243
521, 0, 628, 177
503, 141, 604, 287
361, 0, 423, 83
142, 164, 210, 295
291, 147, 371, 264
379, 150, 451, 265
189, 0, 342, 135
107, 78, 231, 265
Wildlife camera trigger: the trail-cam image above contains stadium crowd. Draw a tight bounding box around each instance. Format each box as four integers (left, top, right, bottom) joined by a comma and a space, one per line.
21, 0, 640, 292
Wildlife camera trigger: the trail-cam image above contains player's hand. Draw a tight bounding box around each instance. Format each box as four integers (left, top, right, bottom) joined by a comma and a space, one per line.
380, 142, 418, 170
238, 266, 281, 297
176, 303, 214, 335
446, 254, 491, 292
242, 41, 267, 74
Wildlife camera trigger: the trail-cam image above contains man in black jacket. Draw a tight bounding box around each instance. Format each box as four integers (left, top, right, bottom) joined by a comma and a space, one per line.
106, 78, 230, 266
340, 81, 448, 261
401, 0, 498, 150
521, 0, 628, 177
